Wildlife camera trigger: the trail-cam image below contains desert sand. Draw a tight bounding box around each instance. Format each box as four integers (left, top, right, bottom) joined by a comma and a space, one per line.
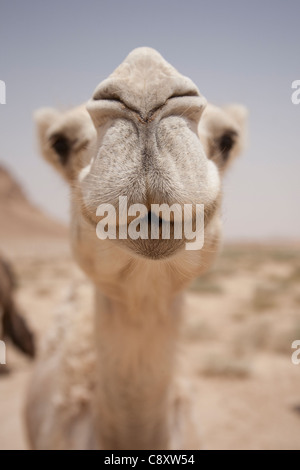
0, 165, 299, 450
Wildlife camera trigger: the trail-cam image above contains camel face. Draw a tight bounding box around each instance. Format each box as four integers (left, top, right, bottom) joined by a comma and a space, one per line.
79, 48, 220, 259
35, 47, 247, 262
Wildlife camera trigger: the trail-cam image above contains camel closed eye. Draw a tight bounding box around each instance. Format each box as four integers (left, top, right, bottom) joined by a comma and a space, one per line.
217, 130, 238, 162
50, 134, 71, 165
50, 134, 91, 166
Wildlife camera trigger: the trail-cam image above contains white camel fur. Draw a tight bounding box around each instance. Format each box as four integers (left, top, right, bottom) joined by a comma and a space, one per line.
25, 47, 247, 450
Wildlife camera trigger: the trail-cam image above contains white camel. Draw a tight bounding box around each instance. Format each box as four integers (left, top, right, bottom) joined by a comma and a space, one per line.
25, 47, 247, 450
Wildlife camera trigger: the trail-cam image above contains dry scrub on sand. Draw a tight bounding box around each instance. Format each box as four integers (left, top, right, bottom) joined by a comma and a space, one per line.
1, 244, 299, 449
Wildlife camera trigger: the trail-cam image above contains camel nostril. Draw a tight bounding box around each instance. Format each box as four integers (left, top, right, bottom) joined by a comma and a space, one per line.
168, 90, 199, 100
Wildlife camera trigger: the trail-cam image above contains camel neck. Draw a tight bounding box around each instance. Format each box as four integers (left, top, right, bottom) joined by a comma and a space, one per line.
93, 281, 182, 450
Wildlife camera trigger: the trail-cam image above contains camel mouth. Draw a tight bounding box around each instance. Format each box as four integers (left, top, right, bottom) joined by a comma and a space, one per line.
79, 212, 185, 261
119, 212, 185, 260
79, 204, 191, 259
117, 207, 213, 260
80, 195, 219, 260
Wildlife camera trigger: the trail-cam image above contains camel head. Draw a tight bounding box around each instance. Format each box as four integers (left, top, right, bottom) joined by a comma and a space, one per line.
35, 47, 247, 265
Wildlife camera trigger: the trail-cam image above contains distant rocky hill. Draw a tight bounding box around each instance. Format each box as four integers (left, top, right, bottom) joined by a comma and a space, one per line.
0, 165, 67, 254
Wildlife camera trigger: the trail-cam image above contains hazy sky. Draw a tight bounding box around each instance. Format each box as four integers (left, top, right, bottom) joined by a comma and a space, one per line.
0, 0, 299, 240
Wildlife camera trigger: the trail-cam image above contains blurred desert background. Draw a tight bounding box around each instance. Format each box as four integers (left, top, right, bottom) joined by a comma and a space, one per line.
0, 164, 299, 450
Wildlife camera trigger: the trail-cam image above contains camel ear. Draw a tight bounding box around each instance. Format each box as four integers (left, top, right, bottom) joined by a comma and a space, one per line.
34, 105, 96, 182
199, 103, 248, 172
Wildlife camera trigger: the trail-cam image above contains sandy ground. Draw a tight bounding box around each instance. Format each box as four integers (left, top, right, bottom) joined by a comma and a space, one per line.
0, 241, 300, 450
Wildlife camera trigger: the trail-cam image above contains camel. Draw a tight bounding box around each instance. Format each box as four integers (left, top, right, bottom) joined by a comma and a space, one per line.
25, 47, 247, 450
0, 256, 35, 374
